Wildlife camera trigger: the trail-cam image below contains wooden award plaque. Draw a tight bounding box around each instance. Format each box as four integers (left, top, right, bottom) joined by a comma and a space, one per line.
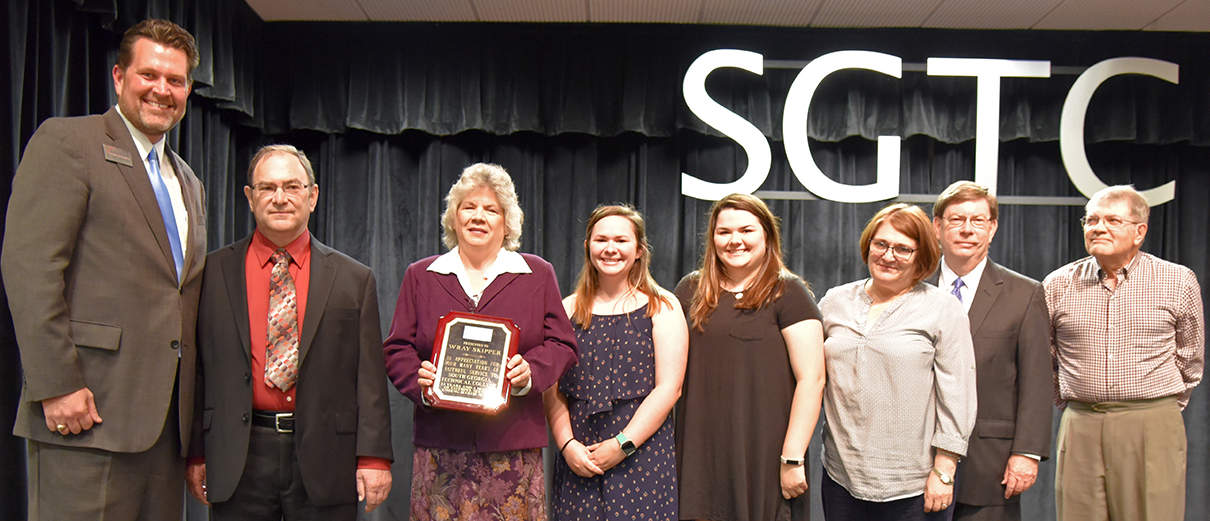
425, 311, 520, 413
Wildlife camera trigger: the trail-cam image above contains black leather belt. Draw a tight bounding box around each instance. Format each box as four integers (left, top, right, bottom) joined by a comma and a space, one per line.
252, 410, 294, 433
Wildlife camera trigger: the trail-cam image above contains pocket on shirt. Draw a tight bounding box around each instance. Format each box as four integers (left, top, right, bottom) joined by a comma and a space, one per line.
70, 320, 121, 351
728, 310, 771, 341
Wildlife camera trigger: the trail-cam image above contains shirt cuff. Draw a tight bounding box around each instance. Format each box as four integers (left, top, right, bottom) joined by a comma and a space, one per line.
187, 456, 205, 465
357, 456, 392, 470
510, 380, 532, 396
1013, 452, 1042, 461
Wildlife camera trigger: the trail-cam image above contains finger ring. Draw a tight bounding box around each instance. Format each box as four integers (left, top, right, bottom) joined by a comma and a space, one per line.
56, 424, 68, 433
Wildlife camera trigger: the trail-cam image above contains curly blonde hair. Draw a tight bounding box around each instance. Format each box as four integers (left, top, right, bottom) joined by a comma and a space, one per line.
441, 163, 524, 251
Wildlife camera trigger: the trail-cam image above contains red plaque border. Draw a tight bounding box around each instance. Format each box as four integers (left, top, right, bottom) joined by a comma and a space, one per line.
426, 311, 520, 413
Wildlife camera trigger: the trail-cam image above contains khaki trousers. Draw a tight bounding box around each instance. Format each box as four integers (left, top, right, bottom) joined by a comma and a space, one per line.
1055, 396, 1186, 521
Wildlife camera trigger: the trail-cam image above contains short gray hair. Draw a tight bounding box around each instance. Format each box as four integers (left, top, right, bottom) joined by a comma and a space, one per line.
441, 163, 524, 251
247, 144, 316, 186
1087, 185, 1149, 223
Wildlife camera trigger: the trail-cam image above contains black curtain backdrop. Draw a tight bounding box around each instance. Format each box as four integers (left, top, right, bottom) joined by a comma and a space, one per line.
4, 1, 1210, 520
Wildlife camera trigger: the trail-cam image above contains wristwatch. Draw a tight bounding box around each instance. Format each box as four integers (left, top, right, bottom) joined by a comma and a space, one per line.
932, 467, 954, 485
615, 433, 636, 457
780, 455, 805, 466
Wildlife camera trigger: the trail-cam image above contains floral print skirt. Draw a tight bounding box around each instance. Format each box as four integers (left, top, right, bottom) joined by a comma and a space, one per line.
411, 447, 546, 521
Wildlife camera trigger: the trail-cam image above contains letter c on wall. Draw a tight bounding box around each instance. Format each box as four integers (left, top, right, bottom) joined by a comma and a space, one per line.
1060, 57, 1178, 206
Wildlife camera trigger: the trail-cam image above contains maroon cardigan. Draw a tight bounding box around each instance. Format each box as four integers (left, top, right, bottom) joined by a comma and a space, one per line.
383, 253, 578, 451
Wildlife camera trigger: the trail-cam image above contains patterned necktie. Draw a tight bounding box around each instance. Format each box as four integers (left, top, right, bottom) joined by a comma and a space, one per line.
265, 249, 299, 391
146, 149, 184, 280
951, 277, 965, 302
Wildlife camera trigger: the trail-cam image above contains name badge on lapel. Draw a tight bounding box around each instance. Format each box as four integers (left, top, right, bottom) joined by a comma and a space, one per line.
102, 144, 134, 167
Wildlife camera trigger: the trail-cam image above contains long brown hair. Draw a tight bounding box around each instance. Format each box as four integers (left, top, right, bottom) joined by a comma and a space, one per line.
688, 193, 801, 331
570, 205, 671, 328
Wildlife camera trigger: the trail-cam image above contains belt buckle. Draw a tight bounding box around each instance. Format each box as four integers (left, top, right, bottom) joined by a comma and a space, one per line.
274, 412, 294, 433
1091, 403, 1109, 413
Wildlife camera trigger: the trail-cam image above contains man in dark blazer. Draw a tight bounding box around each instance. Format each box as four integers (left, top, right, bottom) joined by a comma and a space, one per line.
2, 20, 206, 521
185, 144, 393, 520
929, 181, 1052, 521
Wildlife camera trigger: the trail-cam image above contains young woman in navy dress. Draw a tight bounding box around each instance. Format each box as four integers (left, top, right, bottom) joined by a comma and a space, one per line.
545, 205, 688, 521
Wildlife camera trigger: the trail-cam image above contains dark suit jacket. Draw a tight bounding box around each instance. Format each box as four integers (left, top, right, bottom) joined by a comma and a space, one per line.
192, 234, 393, 506
3, 107, 206, 454
930, 260, 1052, 506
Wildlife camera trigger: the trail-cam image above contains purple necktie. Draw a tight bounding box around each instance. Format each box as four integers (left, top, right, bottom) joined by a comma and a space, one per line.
951, 277, 965, 302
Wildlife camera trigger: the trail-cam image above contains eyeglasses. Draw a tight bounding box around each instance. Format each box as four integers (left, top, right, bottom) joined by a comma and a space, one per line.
869, 239, 916, 261
251, 182, 311, 198
1080, 215, 1141, 229
944, 215, 992, 230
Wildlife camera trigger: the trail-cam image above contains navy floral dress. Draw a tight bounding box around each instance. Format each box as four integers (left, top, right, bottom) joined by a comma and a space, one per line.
552, 305, 677, 521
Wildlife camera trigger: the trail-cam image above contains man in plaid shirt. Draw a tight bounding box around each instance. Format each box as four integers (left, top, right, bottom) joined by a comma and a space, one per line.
1044, 185, 1204, 521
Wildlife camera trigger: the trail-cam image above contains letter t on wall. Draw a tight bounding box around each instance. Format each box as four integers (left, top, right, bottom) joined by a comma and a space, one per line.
927, 59, 1051, 196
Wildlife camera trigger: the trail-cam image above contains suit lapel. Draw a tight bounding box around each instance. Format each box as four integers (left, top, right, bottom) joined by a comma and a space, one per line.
103, 108, 180, 283
434, 271, 474, 310
168, 150, 204, 284
967, 261, 1004, 334
299, 236, 335, 367
477, 272, 521, 310
222, 239, 254, 362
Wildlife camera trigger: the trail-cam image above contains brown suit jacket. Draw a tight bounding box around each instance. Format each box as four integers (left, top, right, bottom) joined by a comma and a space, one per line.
192, 235, 393, 506
3, 107, 206, 454
931, 260, 1053, 506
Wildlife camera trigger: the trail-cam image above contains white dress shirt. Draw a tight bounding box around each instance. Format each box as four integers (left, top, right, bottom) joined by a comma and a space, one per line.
938, 256, 989, 313
115, 105, 189, 261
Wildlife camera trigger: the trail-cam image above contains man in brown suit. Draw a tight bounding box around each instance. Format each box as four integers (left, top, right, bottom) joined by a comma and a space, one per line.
929, 181, 1052, 521
1, 19, 205, 521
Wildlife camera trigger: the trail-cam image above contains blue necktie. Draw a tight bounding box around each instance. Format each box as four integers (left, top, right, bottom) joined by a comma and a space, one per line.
147, 149, 184, 280
951, 277, 965, 302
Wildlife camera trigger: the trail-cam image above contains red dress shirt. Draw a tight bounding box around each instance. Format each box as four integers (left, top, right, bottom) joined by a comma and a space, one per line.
245, 231, 388, 471
246, 230, 310, 412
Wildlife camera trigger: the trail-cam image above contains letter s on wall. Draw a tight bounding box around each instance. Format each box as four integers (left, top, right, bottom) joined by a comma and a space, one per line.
681, 49, 772, 201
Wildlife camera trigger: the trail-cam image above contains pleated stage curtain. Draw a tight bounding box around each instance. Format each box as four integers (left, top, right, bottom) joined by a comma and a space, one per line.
4, 1, 1209, 520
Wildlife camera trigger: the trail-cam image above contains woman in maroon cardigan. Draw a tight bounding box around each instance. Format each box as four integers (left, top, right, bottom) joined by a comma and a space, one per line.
383, 163, 578, 520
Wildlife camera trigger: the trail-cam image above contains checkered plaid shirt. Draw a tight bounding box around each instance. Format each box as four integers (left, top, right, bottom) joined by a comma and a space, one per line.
1044, 252, 1204, 408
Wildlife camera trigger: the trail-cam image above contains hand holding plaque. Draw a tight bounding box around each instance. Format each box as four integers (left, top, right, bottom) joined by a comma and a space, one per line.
425, 311, 521, 413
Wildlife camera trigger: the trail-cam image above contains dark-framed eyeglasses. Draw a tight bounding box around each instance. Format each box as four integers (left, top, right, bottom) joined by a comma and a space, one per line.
870, 239, 916, 261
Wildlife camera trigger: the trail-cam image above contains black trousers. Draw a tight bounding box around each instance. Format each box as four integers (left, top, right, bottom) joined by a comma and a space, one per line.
210, 425, 355, 521
821, 470, 956, 521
